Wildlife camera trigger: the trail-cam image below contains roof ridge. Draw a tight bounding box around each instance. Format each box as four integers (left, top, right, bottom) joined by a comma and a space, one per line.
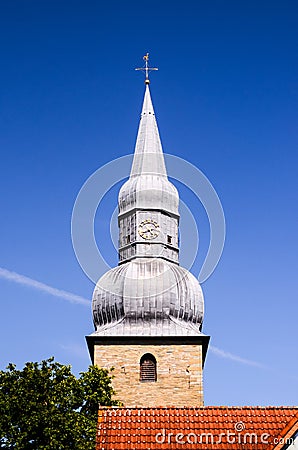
98, 405, 298, 411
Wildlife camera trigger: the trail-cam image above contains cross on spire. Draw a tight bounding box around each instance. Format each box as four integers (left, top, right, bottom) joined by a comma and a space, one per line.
135, 53, 158, 84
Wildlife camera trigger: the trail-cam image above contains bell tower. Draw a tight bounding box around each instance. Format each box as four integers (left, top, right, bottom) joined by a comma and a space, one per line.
86, 55, 209, 407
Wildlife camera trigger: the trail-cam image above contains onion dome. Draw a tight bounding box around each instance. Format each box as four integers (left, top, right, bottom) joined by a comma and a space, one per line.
92, 258, 204, 336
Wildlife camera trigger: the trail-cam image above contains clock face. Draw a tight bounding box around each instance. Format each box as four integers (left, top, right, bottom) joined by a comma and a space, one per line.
138, 219, 160, 240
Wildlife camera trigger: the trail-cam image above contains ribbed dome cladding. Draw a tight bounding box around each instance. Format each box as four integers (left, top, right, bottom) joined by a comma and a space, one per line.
118, 175, 179, 216
92, 258, 204, 334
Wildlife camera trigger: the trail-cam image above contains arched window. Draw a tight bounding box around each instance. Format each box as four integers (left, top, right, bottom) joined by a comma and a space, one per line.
140, 353, 157, 382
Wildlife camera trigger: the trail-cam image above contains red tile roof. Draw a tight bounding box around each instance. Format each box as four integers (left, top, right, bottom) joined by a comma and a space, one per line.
273, 412, 298, 450
96, 406, 298, 450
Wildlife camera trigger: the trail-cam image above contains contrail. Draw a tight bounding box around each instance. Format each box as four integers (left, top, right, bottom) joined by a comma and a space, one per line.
0, 267, 90, 307
210, 345, 266, 369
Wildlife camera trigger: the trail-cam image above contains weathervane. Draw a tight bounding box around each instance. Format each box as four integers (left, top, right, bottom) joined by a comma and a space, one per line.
135, 53, 158, 84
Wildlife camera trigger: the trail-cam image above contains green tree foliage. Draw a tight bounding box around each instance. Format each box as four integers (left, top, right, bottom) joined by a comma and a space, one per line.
0, 357, 120, 449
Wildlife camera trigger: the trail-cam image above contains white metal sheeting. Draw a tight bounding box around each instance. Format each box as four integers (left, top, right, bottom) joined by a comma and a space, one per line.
118, 174, 179, 218
131, 84, 167, 177
118, 85, 179, 218
92, 258, 204, 336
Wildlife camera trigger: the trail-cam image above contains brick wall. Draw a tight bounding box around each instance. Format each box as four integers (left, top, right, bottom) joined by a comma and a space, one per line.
94, 343, 204, 407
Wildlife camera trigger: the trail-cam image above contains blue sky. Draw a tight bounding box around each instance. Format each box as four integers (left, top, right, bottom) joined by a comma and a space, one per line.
0, 1, 297, 406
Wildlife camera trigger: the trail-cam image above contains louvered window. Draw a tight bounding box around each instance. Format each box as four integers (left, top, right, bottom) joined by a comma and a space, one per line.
140, 353, 157, 382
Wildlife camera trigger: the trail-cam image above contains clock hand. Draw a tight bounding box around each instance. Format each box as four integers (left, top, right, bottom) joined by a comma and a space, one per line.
145, 224, 154, 232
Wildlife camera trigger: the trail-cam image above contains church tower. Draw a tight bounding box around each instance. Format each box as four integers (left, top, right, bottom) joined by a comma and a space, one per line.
86, 55, 209, 407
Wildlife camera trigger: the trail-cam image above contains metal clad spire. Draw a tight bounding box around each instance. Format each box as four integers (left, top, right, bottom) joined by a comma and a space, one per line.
130, 83, 167, 177
131, 54, 166, 177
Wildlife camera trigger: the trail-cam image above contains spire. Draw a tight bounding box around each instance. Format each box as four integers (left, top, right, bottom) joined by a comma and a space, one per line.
130, 61, 167, 178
